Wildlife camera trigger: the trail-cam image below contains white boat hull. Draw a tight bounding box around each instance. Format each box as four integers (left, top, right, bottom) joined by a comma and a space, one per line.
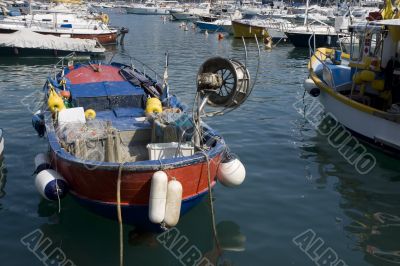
126, 7, 169, 15
318, 91, 400, 151
171, 12, 198, 21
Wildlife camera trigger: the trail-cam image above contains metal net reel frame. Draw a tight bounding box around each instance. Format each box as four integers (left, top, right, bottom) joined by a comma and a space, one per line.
196, 57, 251, 111
192, 36, 261, 148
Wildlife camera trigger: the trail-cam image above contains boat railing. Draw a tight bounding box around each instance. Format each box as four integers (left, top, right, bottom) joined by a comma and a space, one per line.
126, 56, 163, 85
308, 32, 336, 90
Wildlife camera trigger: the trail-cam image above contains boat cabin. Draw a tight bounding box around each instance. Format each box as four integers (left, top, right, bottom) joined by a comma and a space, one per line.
346, 20, 400, 111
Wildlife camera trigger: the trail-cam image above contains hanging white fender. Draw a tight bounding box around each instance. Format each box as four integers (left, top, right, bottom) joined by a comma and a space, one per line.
164, 180, 182, 227
149, 171, 168, 224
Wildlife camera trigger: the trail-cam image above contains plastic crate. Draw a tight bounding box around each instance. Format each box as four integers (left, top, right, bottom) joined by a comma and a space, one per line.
147, 142, 194, 160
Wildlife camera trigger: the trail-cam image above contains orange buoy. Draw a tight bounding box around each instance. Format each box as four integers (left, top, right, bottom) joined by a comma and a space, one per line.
60, 90, 71, 99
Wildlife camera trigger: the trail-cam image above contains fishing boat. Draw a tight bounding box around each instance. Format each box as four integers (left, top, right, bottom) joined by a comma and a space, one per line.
32, 54, 254, 230
231, 18, 290, 41
305, 19, 400, 157
0, 29, 105, 57
232, 19, 267, 38
195, 18, 232, 33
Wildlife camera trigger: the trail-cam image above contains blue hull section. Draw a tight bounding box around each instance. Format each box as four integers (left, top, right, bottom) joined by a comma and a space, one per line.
195, 22, 225, 32
71, 191, 208, 231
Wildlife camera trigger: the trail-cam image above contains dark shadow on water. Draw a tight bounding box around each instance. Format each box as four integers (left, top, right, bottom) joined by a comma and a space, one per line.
287, 47, 309, 60
0, 57, 58, 66
35, 195, 246, 266
296, 120, 400, 266
0, 157, 6, 199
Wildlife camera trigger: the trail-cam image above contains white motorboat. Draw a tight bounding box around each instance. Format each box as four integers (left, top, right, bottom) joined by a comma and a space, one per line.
170, 3, 210, 21
126, 1, 180, 15
0, 9, 120, 44
0, 28, 105, 57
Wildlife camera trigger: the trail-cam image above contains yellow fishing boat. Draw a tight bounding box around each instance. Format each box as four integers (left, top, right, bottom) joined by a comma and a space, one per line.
305, 19, 400, 158
232, 20, 269, 38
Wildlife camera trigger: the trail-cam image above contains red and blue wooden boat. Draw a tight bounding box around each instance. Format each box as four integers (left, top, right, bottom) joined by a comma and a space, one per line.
33, 55, 249, 230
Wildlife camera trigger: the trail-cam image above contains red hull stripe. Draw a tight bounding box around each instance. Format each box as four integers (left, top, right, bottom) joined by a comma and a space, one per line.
69, 182, 215, 206
65, 65, 125, 84
52, 151, 221, 205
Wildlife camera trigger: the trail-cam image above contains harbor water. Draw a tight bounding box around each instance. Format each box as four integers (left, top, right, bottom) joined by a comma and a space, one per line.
1, 13, 400, 266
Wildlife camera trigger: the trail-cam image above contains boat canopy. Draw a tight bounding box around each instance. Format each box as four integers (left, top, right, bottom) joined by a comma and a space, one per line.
0, 29, 104, 52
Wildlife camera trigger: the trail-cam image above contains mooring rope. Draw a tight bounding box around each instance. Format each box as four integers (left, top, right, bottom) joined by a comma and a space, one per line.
202, 151, 221, 254
117, 162, 125, 266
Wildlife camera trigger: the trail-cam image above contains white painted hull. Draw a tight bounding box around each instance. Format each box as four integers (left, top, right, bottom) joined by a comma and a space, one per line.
318, 91, 400, 150
126, 7, 169, 15
171, 12, 198, 21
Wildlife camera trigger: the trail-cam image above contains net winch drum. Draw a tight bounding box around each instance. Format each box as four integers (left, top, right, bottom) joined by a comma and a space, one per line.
196, 57, 250, 108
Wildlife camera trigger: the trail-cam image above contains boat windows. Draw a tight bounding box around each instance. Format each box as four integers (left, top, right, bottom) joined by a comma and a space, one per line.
42, 19, 52, 22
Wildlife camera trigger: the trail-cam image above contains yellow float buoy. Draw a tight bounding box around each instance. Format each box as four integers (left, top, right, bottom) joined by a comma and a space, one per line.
145, 98, 162, 114
48, 89, 65, 113
84, 109, 96, 120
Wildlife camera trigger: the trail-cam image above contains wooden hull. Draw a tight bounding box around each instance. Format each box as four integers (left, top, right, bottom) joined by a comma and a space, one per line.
49, 144, 222, 230
50, 150, 221, 205
69, 33, 118, 45
232, 20, 268, 38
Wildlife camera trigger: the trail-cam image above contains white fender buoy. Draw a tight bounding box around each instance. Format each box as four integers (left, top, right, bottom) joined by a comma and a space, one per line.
149, 171, 168, 224
34, 153, 51, 173
217, 158, 246, 187
303, 78, 320, 97
303, 78, 316, 90
164, 180, 182, 227
35, 169, 68, 201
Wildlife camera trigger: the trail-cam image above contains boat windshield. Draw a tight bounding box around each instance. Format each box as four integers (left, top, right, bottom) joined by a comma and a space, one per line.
349, 25, 383, 62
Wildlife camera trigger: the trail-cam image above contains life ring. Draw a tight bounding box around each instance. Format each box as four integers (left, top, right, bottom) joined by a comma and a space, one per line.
85, 109, 96, 120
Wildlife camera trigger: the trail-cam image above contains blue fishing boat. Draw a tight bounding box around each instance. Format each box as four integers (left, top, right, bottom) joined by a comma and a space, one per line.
32, 54, 253, 231
195, 19, 231, 33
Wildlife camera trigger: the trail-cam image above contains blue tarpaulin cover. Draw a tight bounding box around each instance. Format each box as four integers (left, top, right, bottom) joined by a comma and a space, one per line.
69, 81, 144, 98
